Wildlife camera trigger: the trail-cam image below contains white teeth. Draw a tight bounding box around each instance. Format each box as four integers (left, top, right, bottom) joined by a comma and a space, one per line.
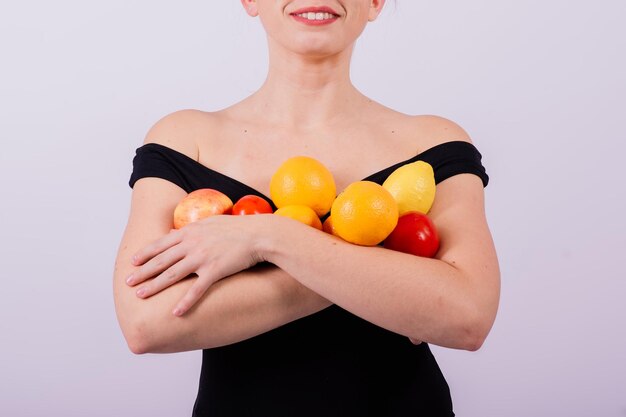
297, 12, 336, 20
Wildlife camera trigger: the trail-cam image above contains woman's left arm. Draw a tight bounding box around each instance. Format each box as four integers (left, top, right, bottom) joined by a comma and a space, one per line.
261, 171, 500, 351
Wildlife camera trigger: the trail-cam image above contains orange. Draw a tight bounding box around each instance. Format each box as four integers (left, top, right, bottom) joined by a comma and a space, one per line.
274, 205, 323, 230
270, 156, 336, 217
322, 216, 339, 236
331, 181, 399, 246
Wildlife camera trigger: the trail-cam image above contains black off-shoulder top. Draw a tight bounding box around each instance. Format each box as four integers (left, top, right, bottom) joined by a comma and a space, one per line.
128, 140, 489, 417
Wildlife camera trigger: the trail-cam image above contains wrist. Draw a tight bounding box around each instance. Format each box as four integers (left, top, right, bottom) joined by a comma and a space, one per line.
255, 213, 314, 265
252, 214, 285, 263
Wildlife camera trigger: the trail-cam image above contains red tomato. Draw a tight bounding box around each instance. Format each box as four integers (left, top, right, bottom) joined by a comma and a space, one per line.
232, 195, 273, 215
383, 212, 440, 258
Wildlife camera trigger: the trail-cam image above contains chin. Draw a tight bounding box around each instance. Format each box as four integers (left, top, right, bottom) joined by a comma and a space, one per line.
289, 36, 349, 57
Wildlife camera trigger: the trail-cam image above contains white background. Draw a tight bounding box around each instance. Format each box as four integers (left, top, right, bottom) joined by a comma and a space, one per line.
1, 1, 625, 416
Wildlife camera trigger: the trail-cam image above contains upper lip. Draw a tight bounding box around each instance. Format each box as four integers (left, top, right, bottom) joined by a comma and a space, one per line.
290, 6, 340, 16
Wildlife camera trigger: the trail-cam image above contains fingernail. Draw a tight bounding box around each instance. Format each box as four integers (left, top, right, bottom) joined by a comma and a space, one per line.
136, 288, 146, 297
131, 255, 138, 265
173, 308, 183, 316
126, 275, 134, 285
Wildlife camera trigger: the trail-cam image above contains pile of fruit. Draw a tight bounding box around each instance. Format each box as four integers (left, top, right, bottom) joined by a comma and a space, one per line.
173, 156, 440, 258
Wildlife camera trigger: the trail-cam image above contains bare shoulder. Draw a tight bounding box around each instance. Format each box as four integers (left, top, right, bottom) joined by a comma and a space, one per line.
410, 114, 473, 150
363, 99, 473, 154
143, 109, 223, 161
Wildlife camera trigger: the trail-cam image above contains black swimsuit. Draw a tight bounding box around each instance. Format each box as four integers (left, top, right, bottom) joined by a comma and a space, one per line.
129, 140, 489, 417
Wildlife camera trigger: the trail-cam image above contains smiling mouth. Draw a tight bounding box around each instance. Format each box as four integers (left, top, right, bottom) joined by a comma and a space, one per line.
290, 5, 341, 22
292, 11, 340, 21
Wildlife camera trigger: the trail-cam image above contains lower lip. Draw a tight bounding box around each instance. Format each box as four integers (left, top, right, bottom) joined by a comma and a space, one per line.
291, 14, 339, 26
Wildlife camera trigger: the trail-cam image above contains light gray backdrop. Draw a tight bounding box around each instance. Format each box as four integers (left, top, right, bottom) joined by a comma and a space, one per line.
1, 1, 624, 416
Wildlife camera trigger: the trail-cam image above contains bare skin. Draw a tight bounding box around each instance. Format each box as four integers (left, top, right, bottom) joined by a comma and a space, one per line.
113, 0, 500, 354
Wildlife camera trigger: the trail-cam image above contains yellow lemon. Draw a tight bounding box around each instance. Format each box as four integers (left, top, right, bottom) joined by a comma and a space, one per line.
382, 160, 436, 215
274, 205, 323, 230
270, 156, 336, 217
331, 181, 399, 246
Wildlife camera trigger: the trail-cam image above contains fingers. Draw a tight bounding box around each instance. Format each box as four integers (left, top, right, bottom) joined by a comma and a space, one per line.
131, 229, 181, 266
171, 255, 248, 316
172, 276, 214, 316
127, 244, 185, 287
134, 259, 196, 299
409, 337, 423, 345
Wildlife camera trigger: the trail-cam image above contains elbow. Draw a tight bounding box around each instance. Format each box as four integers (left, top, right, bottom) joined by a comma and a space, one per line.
127, 333, 149, 355
122, 318, 155, 355
114, 287, 167, 354
463, 330, 486, 352
460, 313, 493, 352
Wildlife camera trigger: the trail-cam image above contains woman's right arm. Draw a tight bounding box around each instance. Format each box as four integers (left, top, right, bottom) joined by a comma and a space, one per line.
113, 111, 331, 354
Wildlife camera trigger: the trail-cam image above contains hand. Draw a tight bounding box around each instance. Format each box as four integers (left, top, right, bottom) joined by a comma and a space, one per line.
125, 215, 267, 316
409, 337, 423, 345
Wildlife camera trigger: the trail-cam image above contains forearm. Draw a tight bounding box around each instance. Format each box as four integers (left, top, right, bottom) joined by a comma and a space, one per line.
260, 218, 495, 350
114, 263, 331, 354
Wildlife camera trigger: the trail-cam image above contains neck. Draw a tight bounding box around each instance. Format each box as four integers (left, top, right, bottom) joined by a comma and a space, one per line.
245, 40, 366, 130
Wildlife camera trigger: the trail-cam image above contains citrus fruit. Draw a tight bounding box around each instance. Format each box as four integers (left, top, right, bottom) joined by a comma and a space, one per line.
322, 216, 339, 236
270, 156, 336, 217
274, 205, 323, 230
330, 181, 399, 246
382, 160, 436, 215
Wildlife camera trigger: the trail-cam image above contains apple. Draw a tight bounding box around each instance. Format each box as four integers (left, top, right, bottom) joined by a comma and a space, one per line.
383, 212, 440, 258
173, 188, 233, 229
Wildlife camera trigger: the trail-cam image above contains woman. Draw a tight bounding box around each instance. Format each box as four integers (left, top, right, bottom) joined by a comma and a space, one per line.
113, 1, 500, 416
